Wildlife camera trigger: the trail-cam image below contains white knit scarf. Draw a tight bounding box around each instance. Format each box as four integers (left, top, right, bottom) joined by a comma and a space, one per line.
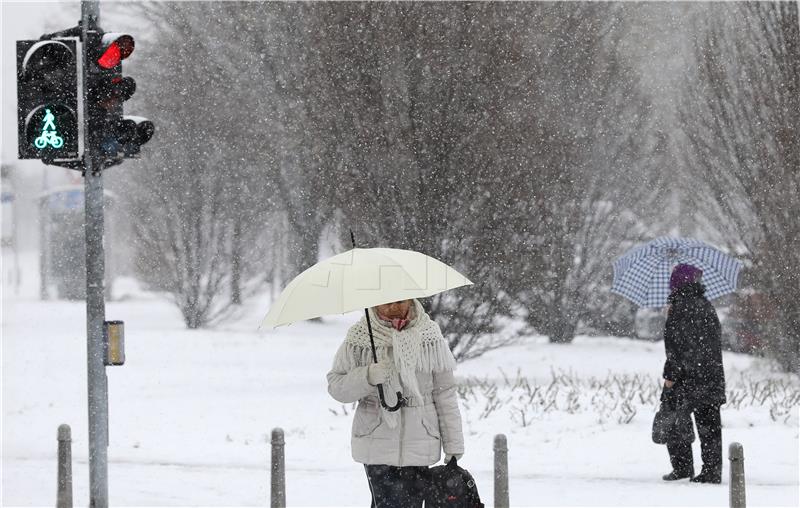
332, 299, 456, 428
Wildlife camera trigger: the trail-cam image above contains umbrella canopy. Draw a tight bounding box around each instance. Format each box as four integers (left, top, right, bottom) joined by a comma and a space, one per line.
262, 247, 473, 328
611, 236, 742, 308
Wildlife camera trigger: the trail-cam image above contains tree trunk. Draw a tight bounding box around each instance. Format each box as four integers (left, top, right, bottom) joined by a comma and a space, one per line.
548, 313, 577, 344
546, 294, 578, 344
283, 198, 324, 281
231, 218, 242, 305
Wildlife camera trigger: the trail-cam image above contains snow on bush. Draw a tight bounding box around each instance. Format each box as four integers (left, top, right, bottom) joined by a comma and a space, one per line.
456, 368, 800, 428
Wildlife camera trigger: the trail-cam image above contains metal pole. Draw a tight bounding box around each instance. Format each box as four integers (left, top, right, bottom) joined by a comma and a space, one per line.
10, 169, 21, 295
57, 424, 73, 508
729, 442, 746, 508
270, 428, 286, 508
494, 434, 509, 508
81, 1, 109, 507
39, 184, 48, 300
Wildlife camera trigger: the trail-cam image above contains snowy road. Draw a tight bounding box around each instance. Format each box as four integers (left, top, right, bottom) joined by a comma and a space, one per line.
5, 454, 797, 506
3, 275, 798, 506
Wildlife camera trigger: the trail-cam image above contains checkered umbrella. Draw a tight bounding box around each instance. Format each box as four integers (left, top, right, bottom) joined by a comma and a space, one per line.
611, 236, 743, 308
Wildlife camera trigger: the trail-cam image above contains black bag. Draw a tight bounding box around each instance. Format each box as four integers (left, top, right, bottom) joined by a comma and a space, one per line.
652, 387, 695, 444
425, 458, 484, 508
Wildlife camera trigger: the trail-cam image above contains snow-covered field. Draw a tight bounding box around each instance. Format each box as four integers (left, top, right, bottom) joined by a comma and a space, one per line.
3, 270, 798, 506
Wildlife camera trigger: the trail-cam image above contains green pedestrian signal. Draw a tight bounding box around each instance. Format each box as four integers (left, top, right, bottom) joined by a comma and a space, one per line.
23, 103, 77, 157
34, 108, 65, 149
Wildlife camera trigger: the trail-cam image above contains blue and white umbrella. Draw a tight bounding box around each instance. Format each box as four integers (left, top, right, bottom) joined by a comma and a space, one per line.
611, 236, 743, 308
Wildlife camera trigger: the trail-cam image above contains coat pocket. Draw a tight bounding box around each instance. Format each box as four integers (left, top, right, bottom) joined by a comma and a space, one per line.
421, 409, 441, 440
352, 403, 382, 437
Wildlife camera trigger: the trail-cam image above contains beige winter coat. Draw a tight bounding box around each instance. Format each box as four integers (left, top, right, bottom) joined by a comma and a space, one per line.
326, 300, 465, 467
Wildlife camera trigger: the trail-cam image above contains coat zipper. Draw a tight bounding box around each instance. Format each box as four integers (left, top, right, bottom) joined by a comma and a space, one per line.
398, 405, 405, 466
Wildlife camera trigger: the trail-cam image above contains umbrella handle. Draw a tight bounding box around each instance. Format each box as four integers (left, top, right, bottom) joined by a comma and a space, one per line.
363, 307, 406, 412
377, 384, 406, 412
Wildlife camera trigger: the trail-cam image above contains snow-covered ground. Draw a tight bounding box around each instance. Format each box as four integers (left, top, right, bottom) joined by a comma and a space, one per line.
3, 268, 798, 506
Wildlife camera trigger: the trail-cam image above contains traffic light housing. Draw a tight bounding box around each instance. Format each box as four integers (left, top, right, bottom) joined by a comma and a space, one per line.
87, 32, 153, 165
17, 25, 153, 171
17, 38, 80, 163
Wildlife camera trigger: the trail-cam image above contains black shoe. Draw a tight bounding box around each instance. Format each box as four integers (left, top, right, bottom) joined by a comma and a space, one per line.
663, 470, 693, 481
691, 469, 722, 484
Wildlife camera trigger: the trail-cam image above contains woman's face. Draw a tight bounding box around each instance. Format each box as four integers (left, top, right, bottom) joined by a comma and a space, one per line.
375, 300, 412, 319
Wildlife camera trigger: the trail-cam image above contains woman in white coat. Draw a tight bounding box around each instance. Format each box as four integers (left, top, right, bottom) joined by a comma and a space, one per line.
327, 298, 464, 507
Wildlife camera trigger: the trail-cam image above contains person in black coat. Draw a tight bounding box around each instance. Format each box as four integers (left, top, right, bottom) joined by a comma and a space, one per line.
661, 264, 726, 484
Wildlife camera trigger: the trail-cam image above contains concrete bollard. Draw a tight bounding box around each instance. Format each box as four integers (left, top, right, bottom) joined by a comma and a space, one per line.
57, 424, 73, 508
271, 428, 286, 508
729, 442, 746, 508
494, 434, 509, 508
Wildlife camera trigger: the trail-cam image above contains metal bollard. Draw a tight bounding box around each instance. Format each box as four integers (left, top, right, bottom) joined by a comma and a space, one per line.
57, 424, 73, 508
494, 434, 509, 508
729, 442, 746, 508
271, 428, 286, 508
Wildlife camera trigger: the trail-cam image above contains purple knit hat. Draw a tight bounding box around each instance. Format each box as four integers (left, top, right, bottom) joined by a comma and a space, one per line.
670, 263, 703, 292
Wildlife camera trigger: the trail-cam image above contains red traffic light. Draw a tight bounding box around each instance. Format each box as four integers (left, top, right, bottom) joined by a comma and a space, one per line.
97, 34, 134, 69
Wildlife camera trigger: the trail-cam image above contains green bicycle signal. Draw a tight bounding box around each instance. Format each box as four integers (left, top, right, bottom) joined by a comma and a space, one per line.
34, 108, 64, 149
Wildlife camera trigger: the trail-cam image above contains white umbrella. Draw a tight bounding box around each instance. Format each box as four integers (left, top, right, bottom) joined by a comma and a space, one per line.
262, 247, 473, 328
261, 245, 472, 411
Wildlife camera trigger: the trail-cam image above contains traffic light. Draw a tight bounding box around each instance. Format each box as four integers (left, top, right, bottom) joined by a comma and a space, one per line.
86, 32, 153, 164
17, 38, 80, 164
17, 26, 153, 171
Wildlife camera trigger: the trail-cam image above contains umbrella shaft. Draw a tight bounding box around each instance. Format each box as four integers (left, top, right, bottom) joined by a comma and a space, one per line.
364, 308, 405, 412
364, 309, 379, 363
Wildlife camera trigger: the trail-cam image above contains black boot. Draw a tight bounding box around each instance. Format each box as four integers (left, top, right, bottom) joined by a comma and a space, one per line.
665, 441, 694, 481
691, 468, 721, 484
693, 405, 723, 485
662, 470, 693, 481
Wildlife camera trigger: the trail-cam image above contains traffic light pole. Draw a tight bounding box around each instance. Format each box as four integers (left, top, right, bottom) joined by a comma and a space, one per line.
81, 1, 109, 507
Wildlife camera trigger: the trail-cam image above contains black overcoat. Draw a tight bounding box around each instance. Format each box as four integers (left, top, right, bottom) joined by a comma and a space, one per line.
663, 282, 726, 406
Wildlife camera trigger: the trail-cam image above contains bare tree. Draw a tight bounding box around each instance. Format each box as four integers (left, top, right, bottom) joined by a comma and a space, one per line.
291, 2, 530, 359
680, 2, 800, 371
123, 2, 279, 327
120, 2, 664, 348
499, 3, 656, 343
296, 2, 657, 351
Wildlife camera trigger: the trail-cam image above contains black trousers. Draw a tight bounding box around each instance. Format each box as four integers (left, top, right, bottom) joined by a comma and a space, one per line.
667, 403, 722, 475
364, 464, 428, 508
